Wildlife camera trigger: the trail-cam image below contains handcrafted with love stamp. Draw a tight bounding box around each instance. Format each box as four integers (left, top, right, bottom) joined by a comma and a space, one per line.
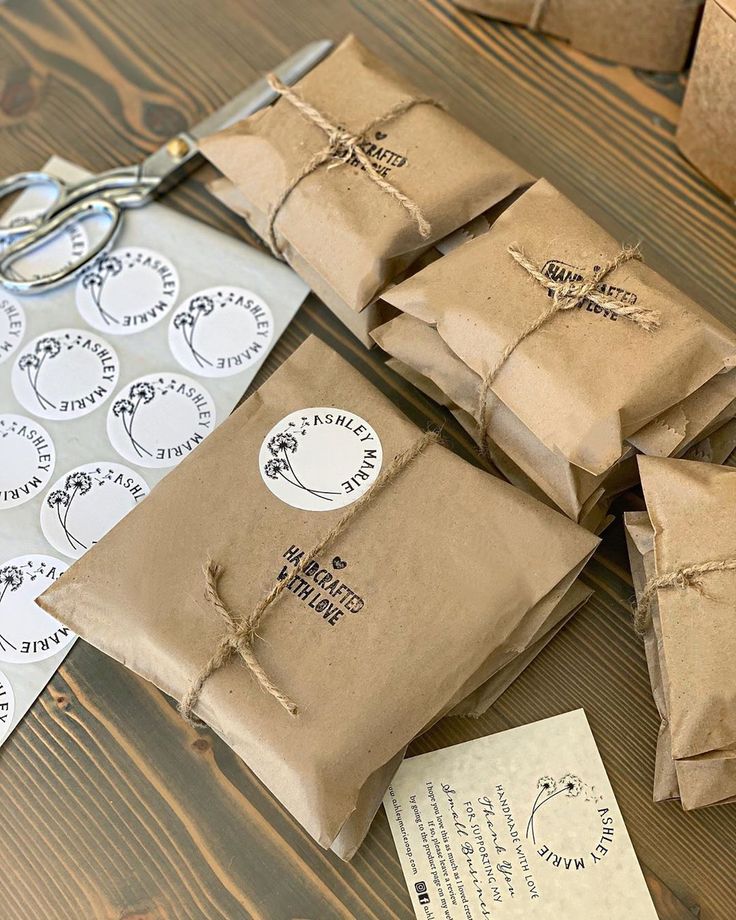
11, 328, 120, 422
259, 407, 383, 511
168, 286, 274, 377
107, 373, 216, 469
541, 260, 638, 321
0, 293, 25, 366
41, 462, 149, 560
0, 413, 56, 510
0, 554, 73, 665
76, 246, 180, 334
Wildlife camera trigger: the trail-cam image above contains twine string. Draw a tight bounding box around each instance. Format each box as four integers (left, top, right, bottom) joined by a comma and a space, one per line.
477, 243, 660, 460
529, 0, 549, 30
264, 73, 439, 255
633, 557, 736, 635
179, 429, 440, 723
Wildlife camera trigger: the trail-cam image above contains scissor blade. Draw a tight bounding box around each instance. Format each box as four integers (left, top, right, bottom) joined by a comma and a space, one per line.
189, 39, 333, 141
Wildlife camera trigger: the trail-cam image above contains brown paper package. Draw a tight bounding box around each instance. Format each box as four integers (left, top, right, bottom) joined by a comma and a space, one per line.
201, 35, 531, 315
454, 0, 703, 71
38, 336, 598, 856
382, 179, 736, 479
625, 457, 736, 810
677, 0, 736, 199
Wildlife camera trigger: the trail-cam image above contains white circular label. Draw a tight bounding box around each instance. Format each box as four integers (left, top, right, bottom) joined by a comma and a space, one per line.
259, 407, 383, 511
168, 286, 274, 377
0, 413, 56, 509
0, 210, 88, 282
0, 554, 73, 664
41, 461, 149, 560
11, 328, 120, 421
107, 373, 216, 468
76, 246, 180, 334
0, 669, 15, 743
0, 292, 25, 365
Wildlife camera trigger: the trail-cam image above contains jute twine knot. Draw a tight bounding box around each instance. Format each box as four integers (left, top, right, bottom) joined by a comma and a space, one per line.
477, 243, 661, 461
264, 73, 439, 255
529, 0, 549, 30
633, 557, 736, 635
179, 429, 440, 723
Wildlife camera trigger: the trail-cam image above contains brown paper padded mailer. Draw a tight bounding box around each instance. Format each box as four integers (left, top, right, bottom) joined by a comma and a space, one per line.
383, 180, 736, 478
201, 35, 531, 314
38, 336, 597, 853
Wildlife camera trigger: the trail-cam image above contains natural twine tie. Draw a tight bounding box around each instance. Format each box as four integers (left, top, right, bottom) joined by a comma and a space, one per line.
633, 557, 736, 635
264, 73, 439, 255
179, 429, 440, 723
529, 0, 549, 30
477, 243, 661, 461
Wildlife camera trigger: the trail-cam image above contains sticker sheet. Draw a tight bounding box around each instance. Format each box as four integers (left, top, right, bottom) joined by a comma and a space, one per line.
0, 155, 308, 746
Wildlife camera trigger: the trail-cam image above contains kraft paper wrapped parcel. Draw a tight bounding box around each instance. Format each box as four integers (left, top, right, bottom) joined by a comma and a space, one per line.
39, 336, 598, 858
202, 35, 531, 345
626, 457, 736, 811
374, 179, 736, 524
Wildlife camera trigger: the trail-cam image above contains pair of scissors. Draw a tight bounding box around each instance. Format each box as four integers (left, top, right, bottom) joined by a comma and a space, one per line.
0, 39, 333, 296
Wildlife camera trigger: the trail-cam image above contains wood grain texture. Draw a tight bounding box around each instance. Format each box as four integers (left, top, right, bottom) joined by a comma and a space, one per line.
0, 0, 733, 917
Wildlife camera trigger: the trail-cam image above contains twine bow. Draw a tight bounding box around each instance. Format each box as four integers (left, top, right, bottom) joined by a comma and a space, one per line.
179, 429, 440, 723
264, 73, 439, 255
477, 243, 661, 461
633, 557, 736, 635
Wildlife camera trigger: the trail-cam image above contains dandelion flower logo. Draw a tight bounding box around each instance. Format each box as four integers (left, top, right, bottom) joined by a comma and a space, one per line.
168, 286, 274, 378
41, 462, 149, 559
17, 335, 61, 411
259, 408, 382, 512
76, 246, 179, 335
0, 413, 56, 509
80, 254, 123, 326
107, 373, 216, 469
11, 328, 119, 422
0, 555, 72, 664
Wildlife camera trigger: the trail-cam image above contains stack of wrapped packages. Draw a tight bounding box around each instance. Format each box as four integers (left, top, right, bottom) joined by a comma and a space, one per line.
372, 180, 736, 530
201, 35, 532, 347
626, 457, 736, 810
39, 337, 599, 858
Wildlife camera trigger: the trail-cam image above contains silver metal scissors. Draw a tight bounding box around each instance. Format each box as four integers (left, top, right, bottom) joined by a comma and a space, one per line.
0, 39, 333, 295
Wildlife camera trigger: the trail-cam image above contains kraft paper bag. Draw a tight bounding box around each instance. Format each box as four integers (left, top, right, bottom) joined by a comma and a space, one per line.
454, 0, 703, 71
677, 0, 736, 200
382, 179, 736, 479
626, 457, 736, 810
374, 312, 635, 521
201, 35, 531, 314
39, 335, 597, 855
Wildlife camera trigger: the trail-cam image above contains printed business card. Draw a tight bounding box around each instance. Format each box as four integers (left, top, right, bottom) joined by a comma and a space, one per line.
384, 710, 656, 919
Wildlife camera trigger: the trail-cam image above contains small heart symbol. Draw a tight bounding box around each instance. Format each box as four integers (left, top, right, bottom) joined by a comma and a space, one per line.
332, 556, 347, 570
375, 131, 387, 140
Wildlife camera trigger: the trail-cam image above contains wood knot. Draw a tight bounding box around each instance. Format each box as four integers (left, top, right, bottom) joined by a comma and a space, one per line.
54, 693, 70, 711
0, 70, 37, 119
142, 101, 186, 138
191, 737, 211, 754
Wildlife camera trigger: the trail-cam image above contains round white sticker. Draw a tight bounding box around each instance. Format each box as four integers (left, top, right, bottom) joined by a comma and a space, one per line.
0, 292, 25, 366
107, 373, 216, 468
259, 407, 383, 512
0, 211, 88, 282
0, 413, 56, 510
41, 461, 149, 560
0, 554, 73, 664
0, 669, 15, 743
11, 328, 120, 422
76, 246, 180, 334
168, 286, 274, 377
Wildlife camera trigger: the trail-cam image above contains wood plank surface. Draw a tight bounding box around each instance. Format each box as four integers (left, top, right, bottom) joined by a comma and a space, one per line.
0, 1, 734, 917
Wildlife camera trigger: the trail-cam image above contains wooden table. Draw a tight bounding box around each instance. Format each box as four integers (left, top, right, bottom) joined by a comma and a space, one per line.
1, 2, 734, 917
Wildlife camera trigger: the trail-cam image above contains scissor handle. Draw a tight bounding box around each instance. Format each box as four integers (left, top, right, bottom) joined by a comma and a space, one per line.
0, 171, 65, 241
0, 196, 123, 295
